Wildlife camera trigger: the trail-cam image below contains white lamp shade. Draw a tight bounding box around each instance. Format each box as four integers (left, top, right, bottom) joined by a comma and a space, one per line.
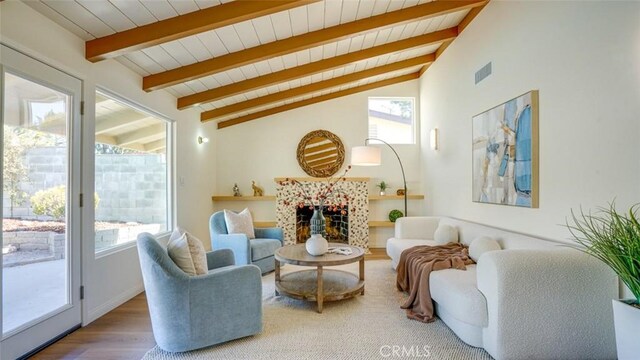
351, 146, 381, 166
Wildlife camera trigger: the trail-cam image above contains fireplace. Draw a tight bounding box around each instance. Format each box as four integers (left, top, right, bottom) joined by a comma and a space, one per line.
296, 206, 349, 244
275, 177, 370, 250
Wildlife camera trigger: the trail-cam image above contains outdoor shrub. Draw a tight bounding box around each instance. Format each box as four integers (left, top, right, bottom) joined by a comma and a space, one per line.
31, 186, 65, 220
31, 186, 100, 220
3, 125, 29, 217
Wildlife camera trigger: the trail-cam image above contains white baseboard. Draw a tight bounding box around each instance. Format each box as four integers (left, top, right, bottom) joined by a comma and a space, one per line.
85, 284, 144, 325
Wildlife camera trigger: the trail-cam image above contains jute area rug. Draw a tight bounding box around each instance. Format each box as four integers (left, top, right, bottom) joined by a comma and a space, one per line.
143, 260, 492, 360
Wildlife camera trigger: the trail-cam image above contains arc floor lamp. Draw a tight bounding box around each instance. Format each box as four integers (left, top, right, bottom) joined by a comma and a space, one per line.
351, 138, 407, 216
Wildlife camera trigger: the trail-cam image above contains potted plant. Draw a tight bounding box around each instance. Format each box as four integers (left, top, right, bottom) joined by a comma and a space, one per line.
376, 181, 388, 196
566, 203, 640, 360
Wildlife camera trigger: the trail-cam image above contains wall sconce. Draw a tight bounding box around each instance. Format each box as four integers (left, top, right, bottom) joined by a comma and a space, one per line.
197, 136, 209, 144
430, 128, 438, 150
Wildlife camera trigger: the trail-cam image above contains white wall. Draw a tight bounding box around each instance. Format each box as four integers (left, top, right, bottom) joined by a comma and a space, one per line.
213, 80, 423, 248
174, 107, 217, 244
0, 0, 212, 324
419, 2, 640, 297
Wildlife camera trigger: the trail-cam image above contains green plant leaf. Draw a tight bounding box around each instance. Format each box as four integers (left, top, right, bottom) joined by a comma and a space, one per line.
566, 202, 640, 303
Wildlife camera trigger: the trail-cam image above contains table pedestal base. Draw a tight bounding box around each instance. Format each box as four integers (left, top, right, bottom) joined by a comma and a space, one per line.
275, 267, 364, 313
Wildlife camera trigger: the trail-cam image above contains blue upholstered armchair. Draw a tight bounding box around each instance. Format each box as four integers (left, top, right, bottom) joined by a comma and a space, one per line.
136, 232, 262, 353
209, 211, 284, 274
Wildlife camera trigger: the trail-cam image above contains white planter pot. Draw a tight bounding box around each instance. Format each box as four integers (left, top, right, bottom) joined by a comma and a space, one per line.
305, 234, 328, 256
612, 299, 640, 360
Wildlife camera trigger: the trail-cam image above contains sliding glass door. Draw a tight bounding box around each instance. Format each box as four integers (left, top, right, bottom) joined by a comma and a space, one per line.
1, 44, 82, 359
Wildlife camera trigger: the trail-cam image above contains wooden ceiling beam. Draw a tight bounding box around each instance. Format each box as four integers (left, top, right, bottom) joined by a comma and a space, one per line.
181, 28, 456, 109
418, 63, 432, 76
216, 72, 420, 129
437, 3, 487, 59
145, 0, 487, 91
420, 3, 488, 74
458, 3, 488, 33
201, 54, 433, 121
85, 0, 319, 62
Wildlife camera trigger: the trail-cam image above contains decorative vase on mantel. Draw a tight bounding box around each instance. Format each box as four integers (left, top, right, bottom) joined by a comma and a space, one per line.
306, 207, 328, 256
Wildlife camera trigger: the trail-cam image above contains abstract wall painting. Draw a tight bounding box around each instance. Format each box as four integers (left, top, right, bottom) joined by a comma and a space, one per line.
472, 91, 539, 208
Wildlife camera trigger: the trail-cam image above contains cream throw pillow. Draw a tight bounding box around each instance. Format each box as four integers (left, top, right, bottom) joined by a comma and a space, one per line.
224, 208, 255, 239
167, 227, 208, 276
434, 224, 459, 245
469, 236, 501, 262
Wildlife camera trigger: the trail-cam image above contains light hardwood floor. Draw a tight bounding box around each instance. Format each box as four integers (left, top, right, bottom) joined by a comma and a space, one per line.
31, 249, 389, 359
31, 293, 155, 360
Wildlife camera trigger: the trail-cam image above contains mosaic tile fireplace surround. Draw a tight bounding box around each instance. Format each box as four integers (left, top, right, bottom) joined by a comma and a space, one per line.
275, 178, 369, 250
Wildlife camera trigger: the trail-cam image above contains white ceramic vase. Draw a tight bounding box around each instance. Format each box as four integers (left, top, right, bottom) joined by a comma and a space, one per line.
612, 299, 640, 360
306, 234, 328, 256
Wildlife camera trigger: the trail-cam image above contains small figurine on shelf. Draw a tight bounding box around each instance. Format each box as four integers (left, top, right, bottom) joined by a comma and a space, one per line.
252, 181, 264, 196
233, 183, 241, 197
396, 188, 406, 196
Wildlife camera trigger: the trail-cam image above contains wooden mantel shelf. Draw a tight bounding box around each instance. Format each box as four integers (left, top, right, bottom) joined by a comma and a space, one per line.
252, 221, 396, 228
212, 193, 419, 230
212, 195, 276, 201
212, 194, 424, 201
369, 194, 424, 200
274, 177, 370, 182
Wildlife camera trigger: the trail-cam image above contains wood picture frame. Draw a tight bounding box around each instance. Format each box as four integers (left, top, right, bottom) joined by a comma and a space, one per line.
296, 130, 345, 178
472, 90, 539, 208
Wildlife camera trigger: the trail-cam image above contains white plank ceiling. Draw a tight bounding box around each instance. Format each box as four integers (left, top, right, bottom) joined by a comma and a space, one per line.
23, 0, 474, 125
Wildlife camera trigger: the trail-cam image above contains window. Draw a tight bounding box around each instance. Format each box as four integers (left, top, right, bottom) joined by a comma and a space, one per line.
94, 90, 172, 253
368, 97, 415, 144
26, 99, 67, 127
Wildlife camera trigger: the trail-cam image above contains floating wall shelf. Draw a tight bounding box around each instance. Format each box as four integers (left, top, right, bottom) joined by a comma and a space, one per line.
252, 221, 396, 228
213, 194, 424, 229
212, 194, 423, 201
368, 221, 396, 228
368, 194, 424, 200
211, 195, 276, 201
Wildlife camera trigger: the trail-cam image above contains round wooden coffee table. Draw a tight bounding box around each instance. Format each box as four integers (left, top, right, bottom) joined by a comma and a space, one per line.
274, 243, 365, 313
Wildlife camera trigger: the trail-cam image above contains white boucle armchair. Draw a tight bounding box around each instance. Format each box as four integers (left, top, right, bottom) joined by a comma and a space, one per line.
387, 216, 618, 360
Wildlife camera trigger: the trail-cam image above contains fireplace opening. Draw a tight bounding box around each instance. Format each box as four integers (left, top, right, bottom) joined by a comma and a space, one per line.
295, 206, 348, 244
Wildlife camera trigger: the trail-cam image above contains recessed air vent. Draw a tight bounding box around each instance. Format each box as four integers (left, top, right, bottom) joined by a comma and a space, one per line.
475, 62, 492, 84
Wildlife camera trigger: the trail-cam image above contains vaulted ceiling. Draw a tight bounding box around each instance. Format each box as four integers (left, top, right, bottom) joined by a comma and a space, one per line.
25, 0, 487, 129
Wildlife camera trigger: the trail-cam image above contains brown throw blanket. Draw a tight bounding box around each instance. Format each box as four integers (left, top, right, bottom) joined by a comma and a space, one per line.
396, 243, 474, 323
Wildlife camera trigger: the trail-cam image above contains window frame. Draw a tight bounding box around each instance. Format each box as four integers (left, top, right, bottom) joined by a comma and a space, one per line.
367, 96, 416, 145
93, 87, 175, 258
